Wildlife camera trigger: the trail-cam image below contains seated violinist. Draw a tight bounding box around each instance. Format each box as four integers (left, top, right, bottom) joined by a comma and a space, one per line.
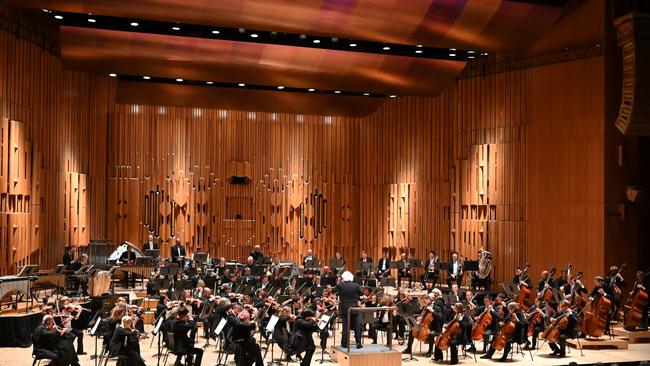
172, 307, 203, 366
403, 290, 443, 357
291, 309, 320, 366
232, 310, 263, 366
481, 302, 527, 361
369, 295, 405, 343
33, 315, 80, 366
547, 300, 577, 358
273, 306, 296, 361
109, 316, 145, 366
103, 307, 125, 353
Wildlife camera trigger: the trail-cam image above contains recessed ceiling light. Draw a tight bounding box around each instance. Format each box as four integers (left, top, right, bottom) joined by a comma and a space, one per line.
389, 94, 397, 98
238, 83, 245, 87
468, 50, 475, 54
88, 18, 96, 23
449, 53, 456, 57
130, 22, 139, 27
142, 76, 150, 80
109, 73, 117, 77
313, 39, 320, 44
415, 50, 423, 54
468, 56, 475, 59
416, 44, 423, 48
349, 43, 357, 47
212, 30, 220, 35
206, 81, 214, 85
277, 86, 285, 90
363, 93, 370, 96
334, 90, 341, 94
250, 33, 259, 38
449, 48, 457, 51
42, 9, 50, 13
54, 15, 63, 20
308, 88, 315, 92
172, 26, 180, 31
382, 46, 390, 50
176, 78, 183, 82
481, 52, 489, 56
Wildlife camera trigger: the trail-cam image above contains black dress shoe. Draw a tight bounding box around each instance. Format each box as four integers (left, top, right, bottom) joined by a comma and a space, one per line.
480, 354, 491, 359
356, 344, 363, 349
425, 352, 432, 358
402, 348, 412, 354
466, 346, 476, 353
498, 356, 508, 361
77, 352, 87, 355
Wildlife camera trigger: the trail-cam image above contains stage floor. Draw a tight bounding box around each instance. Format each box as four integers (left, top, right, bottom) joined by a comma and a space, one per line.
2, 323, 649, 366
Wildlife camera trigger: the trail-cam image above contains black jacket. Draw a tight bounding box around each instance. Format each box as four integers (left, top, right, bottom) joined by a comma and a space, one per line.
171, 245, 186, 263
33, 325, 60, 359
63, 252, 73, 267
333, 282, 362, 310
172, 319, 197, 354
143, 241, 159, 251
291, 316, 319, 350
377, 258, 391, 272
230, 320, 256, 342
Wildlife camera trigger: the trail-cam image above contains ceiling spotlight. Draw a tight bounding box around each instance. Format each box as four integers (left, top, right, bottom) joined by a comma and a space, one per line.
109, 73, 117, 77
449, 48, 457, 51
468, 50, 475, 54
142, 76, 150, 80
468, 56, 475, 59
238, 83, 246, 87
172, 26, 180, 31
382, 46, 390, 50
449, 53, 456, 57
313, 39, 321, 44
334, 90, 341, 94
212, 30, 220, 35
42, 9, 50, 13
363, 92, 370, 96
308, 88, 315, 92
54, 15, 63, 20
415, 50, 423, 54
277, 86, 285, 90
238, 28, 246, 33
88, 18, 96, 23
250, 33, 258, 38
130, 22, 139, 27
206, 81, 214, 85
176, 78, 183, 82
389, 94, 397, 98
481, 52, 489, 56
416, 44, 423, 48
349, 43, 357, 47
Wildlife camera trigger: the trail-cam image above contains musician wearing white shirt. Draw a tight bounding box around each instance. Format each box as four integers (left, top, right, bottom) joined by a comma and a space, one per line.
446, 252, 463, 287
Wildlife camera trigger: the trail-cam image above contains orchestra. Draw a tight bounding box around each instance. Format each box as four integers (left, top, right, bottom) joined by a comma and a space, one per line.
22, 243, 650, 366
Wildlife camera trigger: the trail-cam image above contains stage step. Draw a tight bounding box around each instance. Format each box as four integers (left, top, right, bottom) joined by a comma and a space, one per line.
613, 328, 650, 343
567, 337, 628, 350
330, 345, 401, 366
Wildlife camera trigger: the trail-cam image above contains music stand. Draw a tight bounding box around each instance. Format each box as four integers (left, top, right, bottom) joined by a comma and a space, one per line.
329, 258, 344, 270
145, 249, 160, 258
251, 264, 266, 277
380, 277, 397, 287
192, 252, 209, 265
464, 261, 479, 272
18, 264, 38, 277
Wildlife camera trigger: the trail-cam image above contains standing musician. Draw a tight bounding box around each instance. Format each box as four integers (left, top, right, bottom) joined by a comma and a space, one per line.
397, 252, 413, 288
143, 233, 159, 251
433, 302, 472, 364
33, 314, 80, 366
403, 290, 443, 357
481, 302, 527, 361
377, 252, 391, 279
232, 310, 263, 366
302, 249, 318, 267
250, 244, 264, 262
634, 270, 649, 330
171, 239, 186, 265
291, 309, 320, 366
547, 300, 577, 358
172, 307, 203, 366
446, 252, 463, 287
536, 270, 554, 293
422, 251, 440, 291
119, 246, 137, 288
334, 271, 363, 348
63, 246, 74, 268
109, 316, 146, 366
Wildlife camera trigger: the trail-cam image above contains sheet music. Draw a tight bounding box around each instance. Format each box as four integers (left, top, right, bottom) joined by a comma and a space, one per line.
215, 318, 227, 335
266, 315, 279, 332
153, 315, 164, 335
318, 314, 331, 330
90, 317, 102, 336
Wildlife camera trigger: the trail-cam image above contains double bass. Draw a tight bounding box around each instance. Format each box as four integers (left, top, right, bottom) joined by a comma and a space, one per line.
608, 263, 627, 300
582, 291, 611, 338
514, 263, 533, 310
623, 272, 649, 331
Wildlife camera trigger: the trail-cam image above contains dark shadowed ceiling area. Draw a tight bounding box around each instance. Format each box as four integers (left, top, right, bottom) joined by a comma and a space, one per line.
9, 0, 570, 116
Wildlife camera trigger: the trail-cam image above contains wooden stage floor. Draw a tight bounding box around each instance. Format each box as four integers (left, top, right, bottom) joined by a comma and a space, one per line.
1, 322, 649, 366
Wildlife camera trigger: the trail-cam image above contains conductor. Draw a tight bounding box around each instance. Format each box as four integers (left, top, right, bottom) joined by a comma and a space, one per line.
334, 271, 363, 349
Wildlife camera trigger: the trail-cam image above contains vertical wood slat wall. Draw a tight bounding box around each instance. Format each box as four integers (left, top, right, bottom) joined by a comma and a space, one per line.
0, 23, 114, 275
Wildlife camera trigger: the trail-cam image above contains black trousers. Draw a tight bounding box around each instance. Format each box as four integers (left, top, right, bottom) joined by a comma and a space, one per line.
549, 334, 568, 357
434, 343, 459, 364
175, 347, 203, 366
296, 344, 315, 366
369, 318, 406, 342
235, 340, 263, 366
69, 328, 84, 353
446, 274, 463, 287
340, 308, 362, 347
420, 272, 439, 289
407, 331, 436, 354
471, 274, 491, 291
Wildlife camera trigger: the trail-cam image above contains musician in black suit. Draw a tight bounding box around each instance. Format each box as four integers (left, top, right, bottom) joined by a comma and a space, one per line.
291, 309, 320, 366
356, 251, 373, 278
512, 267, 532, 288
446, 252, 463, 287
397, 252, 413, 288
547, 300, 577, 358
402, 289, 443, 356
231, 310, 263, 366
250, 244, 264, 262
481, 302, 527, 361
143, 234, 159, 251
376, 252, 391, 279
109, 316, 145, 366
172, 307, 203, 366
302, 249, 318, 267
369, 295, 405, 343
421, 251, 440, 290
473, 294, 499, 353
433, 302, 472, 364
448, 283, 464, 305
63, 246, 73, 268
33, 315, 79, 366
333, 271, 363, 348
119, 246, 137, 288
171, 239, 186, 265
102, 307, 125, 352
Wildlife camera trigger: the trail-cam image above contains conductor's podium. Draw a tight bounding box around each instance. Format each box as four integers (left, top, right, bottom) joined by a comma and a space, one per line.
330, 344, 401, 366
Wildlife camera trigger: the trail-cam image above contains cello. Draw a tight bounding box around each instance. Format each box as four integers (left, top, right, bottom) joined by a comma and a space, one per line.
582, 290, 611, 338
623, 272, 649, 331
542, 312, 569, 343
435, 304, 472, 351
514, 263, 533, 310
472, 304, 494, 341
491, 312, 517, 351
412, 301, 436, 341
